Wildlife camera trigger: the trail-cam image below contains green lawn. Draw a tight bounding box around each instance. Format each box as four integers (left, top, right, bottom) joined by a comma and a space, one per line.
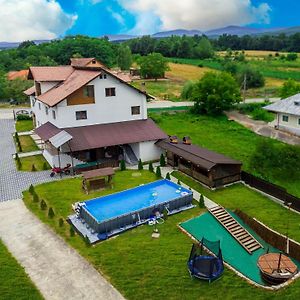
18, 155, 50, 171
154, 112, 300, 198
16, 120, 34, 132
23, 170, 300, 299
16, 135, 39, 153
0, 239, 43, 300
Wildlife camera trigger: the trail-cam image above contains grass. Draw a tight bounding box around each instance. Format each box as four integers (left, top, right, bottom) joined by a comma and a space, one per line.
0, 239, 43, 300
17, 155, 50, 171
16, 135, 39, 153
16, 120, 34, 132
237, 103, 275, 122
154, 112, 300, 197
23, 170, 300, 299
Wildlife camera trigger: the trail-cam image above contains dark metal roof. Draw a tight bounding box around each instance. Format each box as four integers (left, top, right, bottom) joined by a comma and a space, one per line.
156, 140, 242, 171
35, 119, 167, 151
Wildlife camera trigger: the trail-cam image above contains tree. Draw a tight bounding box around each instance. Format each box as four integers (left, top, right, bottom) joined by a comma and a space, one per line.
166, 172, 171, 180
31, 164, 37, 172
29, 184, 35, 195
138, 53, 169, 80
286, 53, 298, 61
192, 72, 241, 115
237, 66, 265, 89
177, 38, 193, 58
160, 153, 166, 167
117, 46, 132, 70
58, 218, 64, 227
18, 40, 36, 49
181, 81, 195, 100
120, 159, 126, 171
33, 193, 39, 203
156, 166, 162, 178
280, 79, 300, 99
199, 194, 205, 208
148, 162, 154, 172
138, 159, 143, 170
194, 37, 214, 59
40, 199, 47, 210
48, 207, 55, 218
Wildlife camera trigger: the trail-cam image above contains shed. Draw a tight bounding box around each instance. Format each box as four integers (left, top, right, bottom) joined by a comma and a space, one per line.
156, 139, 242, 188
82, 167, 115, 193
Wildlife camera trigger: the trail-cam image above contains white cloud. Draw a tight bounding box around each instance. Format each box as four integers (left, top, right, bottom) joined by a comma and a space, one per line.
0, 0, 77, 42
118, 0, 271, 34
107, 7, 125, 26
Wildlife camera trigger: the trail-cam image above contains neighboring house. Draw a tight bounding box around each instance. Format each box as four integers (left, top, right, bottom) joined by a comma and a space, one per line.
24, 58, 167, 168
7, 70, 29, 80
264, 94, 300, 136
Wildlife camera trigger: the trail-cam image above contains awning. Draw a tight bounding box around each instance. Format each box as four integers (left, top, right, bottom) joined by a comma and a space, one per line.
49, 131, 73, 148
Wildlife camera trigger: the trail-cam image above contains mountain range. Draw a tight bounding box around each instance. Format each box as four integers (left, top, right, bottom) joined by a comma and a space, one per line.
1, 25, 300, 49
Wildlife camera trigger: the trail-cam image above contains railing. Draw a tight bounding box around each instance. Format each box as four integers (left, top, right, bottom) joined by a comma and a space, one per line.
241, 171, 300, 212
75, 160, 119, 174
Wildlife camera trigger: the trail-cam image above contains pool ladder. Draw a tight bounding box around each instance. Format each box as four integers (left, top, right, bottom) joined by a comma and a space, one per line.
209, 205, 263, 254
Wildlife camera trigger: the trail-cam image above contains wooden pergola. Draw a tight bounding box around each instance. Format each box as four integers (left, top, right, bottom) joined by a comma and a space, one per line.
82, 167, 115, 194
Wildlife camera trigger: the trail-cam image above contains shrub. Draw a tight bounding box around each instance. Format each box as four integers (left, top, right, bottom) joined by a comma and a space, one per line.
237, 66, 265, 89
15, 152, 19, 161
40, 199, 47, 210
31, 164, 37, 172
120, 159, 126, 171
199, 194, 205, 208
58, 218, 64, 227
286, 53, 298, 61
181, 81, 195, 100
29, 184, 35, 195
166, 172, 171, 180
48, 207, 55, 218
70, 226, 75, 237
42, 162, 48, 170
33, 193, 39, 203
160, 153, 166, 167
156, 166, 161, 178
177, 179, 181, 185
16, 114, 32, 121
84, 235, 91, 247
163, 208, 168, 221
148, 162, 154, 172
138, 159, 143, 170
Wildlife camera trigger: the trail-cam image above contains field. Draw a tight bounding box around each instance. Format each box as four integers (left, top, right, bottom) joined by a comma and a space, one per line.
23, 169, 300, 299
153, 112, 300, 197
0, 239, 42, 300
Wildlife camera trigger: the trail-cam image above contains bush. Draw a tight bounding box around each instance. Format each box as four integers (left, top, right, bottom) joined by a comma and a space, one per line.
16, 114, 32, 121
237, 66, 265, 89
42, 162, 48, 170
251, 108, 274, 122
286, 53, 298, 61
40, 199, 47, 210
48, 207, 55, 218
120, 159, 126, 171
199, 194, 205, 208
70, 226, 75, 237
163, 208, 168, 221
156, 166, 162, 178
84, 235, 91, 247
148, 162, 154, 172
58, 218, 64, 227
160, 153, 166, 167
177, 179, 181, 185
138, 159, 143, 170
29, 184, 34, 195
31, 164, 37, 172
33, 193, 39, 203
181, 81, 195, 100
166, 172, 171, 180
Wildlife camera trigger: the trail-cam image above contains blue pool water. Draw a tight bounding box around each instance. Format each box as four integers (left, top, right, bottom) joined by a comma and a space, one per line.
81, 179, 192, 222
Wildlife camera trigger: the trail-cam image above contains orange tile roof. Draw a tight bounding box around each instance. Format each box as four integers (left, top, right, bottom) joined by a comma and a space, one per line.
28, 66, 74, 81
37, 69, 101, 107
24, 85, 36, 96
7, 70, 29, 80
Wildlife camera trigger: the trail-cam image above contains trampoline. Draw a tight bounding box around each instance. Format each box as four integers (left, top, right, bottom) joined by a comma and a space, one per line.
187, 238, 224, 283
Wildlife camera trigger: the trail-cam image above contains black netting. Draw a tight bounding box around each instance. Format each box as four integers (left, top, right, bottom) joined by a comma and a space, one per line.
201, 237, 222, 259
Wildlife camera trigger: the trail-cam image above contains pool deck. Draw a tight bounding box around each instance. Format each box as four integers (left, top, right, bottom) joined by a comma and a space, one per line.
180, 211, 300, 288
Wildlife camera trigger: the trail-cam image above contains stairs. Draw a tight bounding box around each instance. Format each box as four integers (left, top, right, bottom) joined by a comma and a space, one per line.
122, 144, 138, 165
209, 206, 263, 254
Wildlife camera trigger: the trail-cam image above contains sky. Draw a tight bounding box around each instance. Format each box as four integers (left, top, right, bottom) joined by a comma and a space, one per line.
0, 0, 299, 42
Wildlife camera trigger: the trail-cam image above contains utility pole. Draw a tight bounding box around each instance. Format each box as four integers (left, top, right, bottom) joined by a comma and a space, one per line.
243, 73, 247, 103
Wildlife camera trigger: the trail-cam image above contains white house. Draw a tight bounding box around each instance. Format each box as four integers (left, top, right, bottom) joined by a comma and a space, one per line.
24, 58, 167, 169
264, 94, 300, 136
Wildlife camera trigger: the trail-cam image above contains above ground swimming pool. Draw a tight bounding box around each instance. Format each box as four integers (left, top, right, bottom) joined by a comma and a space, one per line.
74, 179, 193, 241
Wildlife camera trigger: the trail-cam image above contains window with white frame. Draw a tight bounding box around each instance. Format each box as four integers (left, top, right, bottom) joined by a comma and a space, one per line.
282, 115, 289, 122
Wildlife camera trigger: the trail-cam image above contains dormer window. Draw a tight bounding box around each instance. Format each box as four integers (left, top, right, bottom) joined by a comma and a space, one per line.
92, 59, 96, 64
99, 73, 107, 79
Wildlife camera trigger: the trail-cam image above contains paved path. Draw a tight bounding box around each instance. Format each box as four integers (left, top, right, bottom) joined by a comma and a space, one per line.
18, 150, 43, 158
0, 200, 124, 300
226, 111, 300, 145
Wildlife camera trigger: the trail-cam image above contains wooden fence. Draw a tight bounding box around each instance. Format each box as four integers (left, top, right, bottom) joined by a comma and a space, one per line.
241, 171, 300, 212
235, 210, 300, 262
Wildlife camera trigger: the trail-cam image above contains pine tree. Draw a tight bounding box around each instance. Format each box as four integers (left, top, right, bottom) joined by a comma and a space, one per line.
166, 172, 171, 180
29, 184, 34, 195
33, 192, 39, 203
163, 208, 168, 221
177, 179, 181, 185
42, 162, 48, 170
138, 159, 143, 170
160, 153, 166, 167
48, 207, 55, 218
31, 164, 36, 172
156, 166, 161, 178
148, 162, 154, 172
40, 199, 47, 210
199, 194, 205, 208
58, 218, 64, 227
120, 159, 126, 171
70, 226, 75, 237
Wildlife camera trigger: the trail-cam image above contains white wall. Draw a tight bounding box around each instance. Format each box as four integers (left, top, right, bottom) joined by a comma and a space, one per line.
43, 149, 84, 168
31, 99, 57, 128
133, 141, 163, 162
40, 81, 60, 94
32, 73, 148, 129
276, 113, 300, 136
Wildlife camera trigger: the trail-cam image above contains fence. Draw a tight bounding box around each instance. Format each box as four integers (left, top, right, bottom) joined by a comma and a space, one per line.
241, 171, 300, 212
235, 210, 300, 262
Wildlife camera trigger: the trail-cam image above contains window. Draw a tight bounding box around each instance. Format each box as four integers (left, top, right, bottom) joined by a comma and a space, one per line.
131, 106, 141, 115
105, 87, 116, 97
35, 82, 41, 96
76, 111, 87, 120
83, 85, 94, 98
298, 118, 300, 126
99, 73, 107, 79
52, 110, 56, 120
45, 106, 48, 115
38, 102, 41, 110
282, 115, 289, 122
